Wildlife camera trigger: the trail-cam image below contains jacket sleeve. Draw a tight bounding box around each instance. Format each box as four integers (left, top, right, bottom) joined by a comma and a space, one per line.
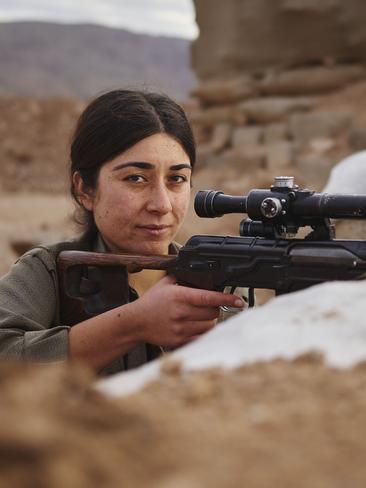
0, 248, 70, 362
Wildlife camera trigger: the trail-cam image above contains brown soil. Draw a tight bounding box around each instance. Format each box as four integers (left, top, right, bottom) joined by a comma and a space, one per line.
1, 356, 366, 487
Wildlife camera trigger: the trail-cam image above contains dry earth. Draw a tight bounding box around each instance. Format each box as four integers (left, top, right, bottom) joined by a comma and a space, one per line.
1, 356, 366, 488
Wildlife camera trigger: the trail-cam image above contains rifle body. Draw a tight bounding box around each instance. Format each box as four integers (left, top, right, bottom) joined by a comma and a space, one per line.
174, 235, 366, 293
57, 234, 366, 324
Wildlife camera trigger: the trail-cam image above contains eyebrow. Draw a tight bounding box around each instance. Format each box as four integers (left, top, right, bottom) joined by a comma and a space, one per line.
112, 161, 192, 171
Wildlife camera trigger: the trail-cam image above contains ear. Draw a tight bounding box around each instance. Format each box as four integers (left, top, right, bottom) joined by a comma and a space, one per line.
72, 171, 95, 211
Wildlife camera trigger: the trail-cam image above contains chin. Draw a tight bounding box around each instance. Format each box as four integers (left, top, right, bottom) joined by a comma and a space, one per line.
143, 243, 169, 255
126, 241, 170, 256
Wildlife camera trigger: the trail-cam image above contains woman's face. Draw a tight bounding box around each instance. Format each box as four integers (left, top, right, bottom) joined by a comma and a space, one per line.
78, 133, 192, 255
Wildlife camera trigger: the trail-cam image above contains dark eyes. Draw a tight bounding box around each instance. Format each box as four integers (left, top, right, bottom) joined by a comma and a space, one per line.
123, 174, 188, 184
124, 174, 146, 183
169, 175, 188, 183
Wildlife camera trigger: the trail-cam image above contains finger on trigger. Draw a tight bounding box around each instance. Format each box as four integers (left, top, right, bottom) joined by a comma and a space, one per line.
197, 289, 245, 308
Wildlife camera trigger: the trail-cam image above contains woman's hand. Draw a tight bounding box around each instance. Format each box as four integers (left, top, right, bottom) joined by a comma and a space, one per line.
69, 275, 245, 371
125, 275, 246, 348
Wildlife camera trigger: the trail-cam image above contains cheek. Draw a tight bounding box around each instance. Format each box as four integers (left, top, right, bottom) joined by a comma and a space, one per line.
96, 198, 134, 223
173, 192, 190, 221
94, 182, 129, 216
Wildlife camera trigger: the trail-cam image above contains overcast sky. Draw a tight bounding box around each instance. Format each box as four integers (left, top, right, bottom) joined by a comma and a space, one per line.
0, 0, 198, 39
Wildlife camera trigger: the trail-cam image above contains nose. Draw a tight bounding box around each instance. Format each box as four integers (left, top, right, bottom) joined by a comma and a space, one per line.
146, 181, 173, 215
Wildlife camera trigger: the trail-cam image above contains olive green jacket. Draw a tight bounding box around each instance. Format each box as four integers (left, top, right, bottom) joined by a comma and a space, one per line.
0, 233, 172, 374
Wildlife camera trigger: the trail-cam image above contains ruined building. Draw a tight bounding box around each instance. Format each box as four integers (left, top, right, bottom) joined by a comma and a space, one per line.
189, 0, 366, 190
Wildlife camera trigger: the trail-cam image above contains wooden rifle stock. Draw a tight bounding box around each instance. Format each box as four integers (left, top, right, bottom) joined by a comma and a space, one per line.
58, 250, 177, 272
57, 251, 178, 325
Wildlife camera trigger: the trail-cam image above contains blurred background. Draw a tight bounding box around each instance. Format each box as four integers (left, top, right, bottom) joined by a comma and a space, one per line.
1, 0, 366, 274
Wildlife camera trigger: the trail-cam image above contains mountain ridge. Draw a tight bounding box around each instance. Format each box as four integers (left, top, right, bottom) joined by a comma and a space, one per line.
0, 21, 195, 100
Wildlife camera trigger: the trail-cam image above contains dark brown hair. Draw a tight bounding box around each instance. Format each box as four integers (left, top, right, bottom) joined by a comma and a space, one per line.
70, 89, 196, 235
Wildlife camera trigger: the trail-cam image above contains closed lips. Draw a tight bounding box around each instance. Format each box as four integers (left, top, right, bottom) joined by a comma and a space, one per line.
137, 225, 171, 229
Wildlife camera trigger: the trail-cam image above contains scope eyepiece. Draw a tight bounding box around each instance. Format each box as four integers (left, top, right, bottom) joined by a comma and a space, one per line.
194, 190, 247, 218
194, 190, 223, 217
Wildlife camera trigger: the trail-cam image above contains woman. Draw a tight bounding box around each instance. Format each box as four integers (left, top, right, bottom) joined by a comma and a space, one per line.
0, 90, 244, 374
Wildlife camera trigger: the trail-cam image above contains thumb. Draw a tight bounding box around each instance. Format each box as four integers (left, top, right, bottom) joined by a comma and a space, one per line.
161, 274, 177, 285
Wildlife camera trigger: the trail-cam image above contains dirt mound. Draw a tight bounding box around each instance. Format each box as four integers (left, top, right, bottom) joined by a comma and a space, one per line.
0, 357, 366, 487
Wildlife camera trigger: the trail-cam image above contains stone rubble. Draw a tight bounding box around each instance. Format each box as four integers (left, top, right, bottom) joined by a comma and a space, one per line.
189, 0, 366, 191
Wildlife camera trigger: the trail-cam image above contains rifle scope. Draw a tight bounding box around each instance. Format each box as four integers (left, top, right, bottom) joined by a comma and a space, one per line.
195, 177, 366, 221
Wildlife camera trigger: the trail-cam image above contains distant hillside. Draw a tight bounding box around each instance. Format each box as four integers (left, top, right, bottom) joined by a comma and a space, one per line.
0, 21, 196, 100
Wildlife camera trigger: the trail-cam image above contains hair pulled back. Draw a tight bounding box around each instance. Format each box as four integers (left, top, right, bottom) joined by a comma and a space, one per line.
70, 89, 196, 235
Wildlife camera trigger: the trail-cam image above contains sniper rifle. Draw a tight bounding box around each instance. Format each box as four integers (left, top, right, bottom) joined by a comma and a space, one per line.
58, 176, 366, 324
